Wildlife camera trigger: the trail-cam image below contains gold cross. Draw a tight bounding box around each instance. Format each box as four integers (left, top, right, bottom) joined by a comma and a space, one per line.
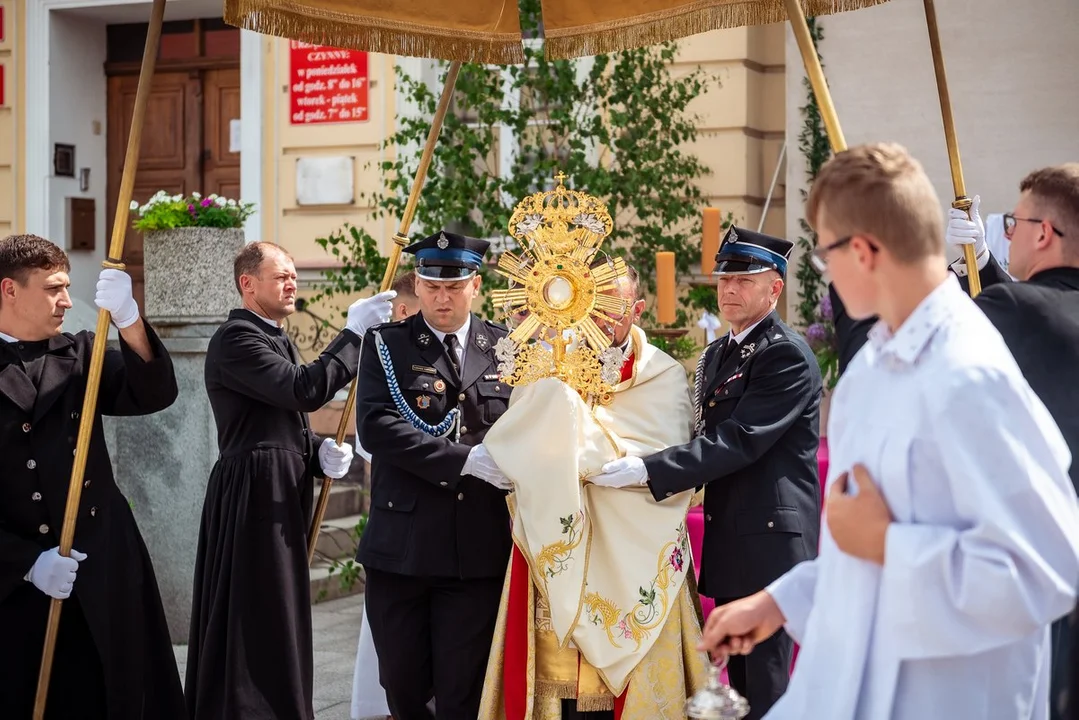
555, 170, 567, 185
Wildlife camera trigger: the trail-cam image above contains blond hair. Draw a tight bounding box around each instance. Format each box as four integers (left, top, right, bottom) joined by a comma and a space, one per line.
806, 142, 944, 264
1019, 164, 1079, 258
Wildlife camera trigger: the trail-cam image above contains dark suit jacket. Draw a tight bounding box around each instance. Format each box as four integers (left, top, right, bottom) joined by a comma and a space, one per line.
0, 321, 185, 719
355, 312, 513, 580
644, 310, 823, 599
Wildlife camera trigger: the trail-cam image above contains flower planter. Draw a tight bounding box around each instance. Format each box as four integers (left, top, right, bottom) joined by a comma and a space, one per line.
142, 227, 245, 324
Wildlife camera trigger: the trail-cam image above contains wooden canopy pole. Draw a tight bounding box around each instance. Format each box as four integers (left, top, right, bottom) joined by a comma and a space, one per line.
784, 0, 846, 154
307, 62, 464, 564
923, 0, 981, 297
32, 0, 168, 716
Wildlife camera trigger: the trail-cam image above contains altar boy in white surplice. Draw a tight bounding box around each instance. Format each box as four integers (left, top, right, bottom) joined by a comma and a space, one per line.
699, 142, 1079, 720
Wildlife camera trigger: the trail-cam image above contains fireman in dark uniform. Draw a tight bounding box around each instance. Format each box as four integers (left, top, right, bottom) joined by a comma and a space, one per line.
355, 230, 514, 719
591, 227, 823, 720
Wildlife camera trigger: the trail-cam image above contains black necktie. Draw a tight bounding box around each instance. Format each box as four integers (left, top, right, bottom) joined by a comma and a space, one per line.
444, 334, 461, 377
720, 337, 738, 366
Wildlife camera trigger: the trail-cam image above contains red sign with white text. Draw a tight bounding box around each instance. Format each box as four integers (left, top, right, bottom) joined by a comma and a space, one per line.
289, 41, 369, 125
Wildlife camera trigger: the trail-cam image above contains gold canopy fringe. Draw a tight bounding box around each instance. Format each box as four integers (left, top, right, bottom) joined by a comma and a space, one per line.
543, 0, 891, 60
224, 0, 526, 65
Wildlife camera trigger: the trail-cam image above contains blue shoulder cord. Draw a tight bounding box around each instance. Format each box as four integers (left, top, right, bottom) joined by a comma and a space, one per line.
373, 330, 460, 440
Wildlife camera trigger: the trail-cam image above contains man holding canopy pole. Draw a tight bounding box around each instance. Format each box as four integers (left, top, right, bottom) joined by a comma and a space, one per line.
0, 234, 185, 719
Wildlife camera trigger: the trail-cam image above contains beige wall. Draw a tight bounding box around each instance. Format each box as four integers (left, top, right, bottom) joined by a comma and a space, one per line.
784, 0, 1079, 319
260, 37, 399, 270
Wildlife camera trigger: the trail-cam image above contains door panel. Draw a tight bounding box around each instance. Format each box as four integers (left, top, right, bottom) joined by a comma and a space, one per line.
203, 68, 242, 202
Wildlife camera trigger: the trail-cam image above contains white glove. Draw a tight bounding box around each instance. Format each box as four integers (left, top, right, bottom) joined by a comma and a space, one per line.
95, 268, 140, 328
29, 547, 88, 600
319, 437, 354, 479
946, 194, 989, 273
462, 444, 513, 491
589, 456, 648, 488
346, 290, 397, 337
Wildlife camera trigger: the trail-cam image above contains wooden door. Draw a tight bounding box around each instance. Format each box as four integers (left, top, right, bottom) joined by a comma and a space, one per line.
107, 72, 200, 306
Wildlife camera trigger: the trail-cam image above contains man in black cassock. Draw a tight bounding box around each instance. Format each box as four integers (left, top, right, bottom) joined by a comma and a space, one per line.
590, 227, 823, 720
0, 234, 184, 719
823, 167, 1079, 720
355, 231, 515, 719
185, 241, 392, 720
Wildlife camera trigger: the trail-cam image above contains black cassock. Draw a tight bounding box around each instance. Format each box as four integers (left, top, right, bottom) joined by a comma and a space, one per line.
185, 309, 361, 720
0, 323, 185, 719
643, 310, 822, 720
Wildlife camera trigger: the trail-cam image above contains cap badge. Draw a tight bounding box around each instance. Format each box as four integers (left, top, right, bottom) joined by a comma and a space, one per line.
437, 232, 449, 250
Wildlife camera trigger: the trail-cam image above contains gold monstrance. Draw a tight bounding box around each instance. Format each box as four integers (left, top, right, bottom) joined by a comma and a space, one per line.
492, 173, 629, 404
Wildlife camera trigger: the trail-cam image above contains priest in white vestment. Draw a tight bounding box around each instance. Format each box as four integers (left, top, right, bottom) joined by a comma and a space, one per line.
477, 269, 706, 719
700, 143, 1079, 720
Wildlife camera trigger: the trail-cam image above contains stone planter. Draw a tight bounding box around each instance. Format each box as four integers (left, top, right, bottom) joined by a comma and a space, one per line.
143, 226, 245, 324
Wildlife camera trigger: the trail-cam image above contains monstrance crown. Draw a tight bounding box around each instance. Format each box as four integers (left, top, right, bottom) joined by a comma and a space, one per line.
492, 172, 630, 403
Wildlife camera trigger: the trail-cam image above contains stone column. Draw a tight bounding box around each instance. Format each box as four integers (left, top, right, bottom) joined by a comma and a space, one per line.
105, 227, 245, 642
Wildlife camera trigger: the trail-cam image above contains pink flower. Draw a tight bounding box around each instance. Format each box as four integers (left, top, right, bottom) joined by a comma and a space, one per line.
617, 619, 633, 639
669, 547, 684, 572
201, 197, 212, 207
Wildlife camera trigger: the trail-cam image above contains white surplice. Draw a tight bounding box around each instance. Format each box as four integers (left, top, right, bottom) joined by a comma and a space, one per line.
766, 275, 1079, 720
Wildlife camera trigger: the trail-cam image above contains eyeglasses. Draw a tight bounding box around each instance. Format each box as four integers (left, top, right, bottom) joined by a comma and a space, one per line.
1003, 213, 1065, 239
809, 236, 853, 275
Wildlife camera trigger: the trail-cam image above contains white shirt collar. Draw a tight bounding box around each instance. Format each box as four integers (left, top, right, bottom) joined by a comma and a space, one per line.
728, 314, 768, 345
423, 315, 471, 349
0, 330, 18, 343
867, 275, 958, 367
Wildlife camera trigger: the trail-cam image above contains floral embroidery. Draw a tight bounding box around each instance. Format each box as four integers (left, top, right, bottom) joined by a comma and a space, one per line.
535, 513, 584, 579
586, 521, 691, 650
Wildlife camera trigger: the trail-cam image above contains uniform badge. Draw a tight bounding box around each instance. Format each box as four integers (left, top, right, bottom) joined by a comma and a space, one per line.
418, 332, 431, 347
483, 373, 500, 381
433, 379, 446, 393
437, 232, 449, 250
740, 342, 756, 360
417, 395, 431, 409
475, 334, 489, 350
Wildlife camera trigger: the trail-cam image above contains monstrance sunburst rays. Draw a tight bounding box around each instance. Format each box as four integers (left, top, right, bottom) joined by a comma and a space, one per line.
492, 173, 629, 403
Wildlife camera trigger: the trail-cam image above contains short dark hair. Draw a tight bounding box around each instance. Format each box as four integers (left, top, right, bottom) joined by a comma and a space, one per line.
391, 270, 417, 298
1020, 164, 1079, 253
233, 241, 291, 294
0, 234, 71, 286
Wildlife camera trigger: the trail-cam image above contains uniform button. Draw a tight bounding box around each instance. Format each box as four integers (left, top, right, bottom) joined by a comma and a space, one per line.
423, 383, 430, 389
708, 400, 716, 407
706, 514, 712, 522
440, 481, 448, 487
26, 459, 37, 470
22, 423, 31, 433
38, 524, 49, 534
387, 501, 394, 508
724, 389, 729, 395
71, 411, 79, 420
90, 507, 97, 517
84, 480, 91, 488
665, 491, 673, 498
767, 521, 774, 528
495, 385, 501, 391
460, 426, 468, 434
31, 492, 42, 501
73, 449, 77, 456
458, 393, 466, 402
457, 493, 464, 501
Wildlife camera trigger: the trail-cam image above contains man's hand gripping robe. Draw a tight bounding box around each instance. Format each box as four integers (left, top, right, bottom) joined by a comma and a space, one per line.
479, 326, 706, 718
